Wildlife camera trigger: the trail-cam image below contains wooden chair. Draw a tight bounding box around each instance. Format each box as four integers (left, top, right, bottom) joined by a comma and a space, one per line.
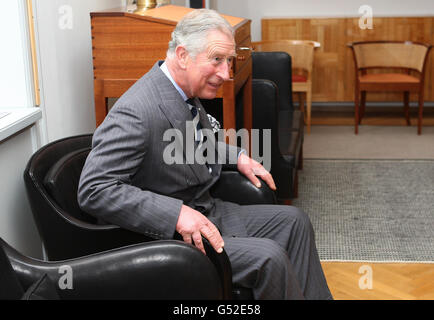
348, 41, 432, 135
252, 40, 320, 133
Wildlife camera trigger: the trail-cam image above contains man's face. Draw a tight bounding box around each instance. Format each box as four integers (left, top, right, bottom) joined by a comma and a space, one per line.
184, 30, 236, 99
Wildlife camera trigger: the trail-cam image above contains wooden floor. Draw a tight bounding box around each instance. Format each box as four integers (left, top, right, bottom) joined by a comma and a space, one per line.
310, 104, 434, 300
321, 262, 434, 300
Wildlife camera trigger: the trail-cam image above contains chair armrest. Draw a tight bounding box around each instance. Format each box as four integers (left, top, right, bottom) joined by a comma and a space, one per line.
203, 238, 233, 300
3, 239, 224, 300
211, 169, 277, 205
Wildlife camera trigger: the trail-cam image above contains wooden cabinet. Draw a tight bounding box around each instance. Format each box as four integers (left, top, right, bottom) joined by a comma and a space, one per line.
90, 5, 252, 131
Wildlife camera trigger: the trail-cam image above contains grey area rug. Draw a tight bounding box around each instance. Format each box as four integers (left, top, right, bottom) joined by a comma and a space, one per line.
292, 159, 434, 262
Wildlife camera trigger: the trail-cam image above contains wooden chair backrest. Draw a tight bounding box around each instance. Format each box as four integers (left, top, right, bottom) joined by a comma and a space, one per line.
348, 41, 431, 73
252, 40, 317, 75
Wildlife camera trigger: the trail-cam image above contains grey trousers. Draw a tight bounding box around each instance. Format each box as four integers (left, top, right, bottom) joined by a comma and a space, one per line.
221, 204, 332, 300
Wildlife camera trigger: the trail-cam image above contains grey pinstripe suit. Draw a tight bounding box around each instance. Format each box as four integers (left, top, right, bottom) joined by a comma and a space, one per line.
78, 61, 332, 299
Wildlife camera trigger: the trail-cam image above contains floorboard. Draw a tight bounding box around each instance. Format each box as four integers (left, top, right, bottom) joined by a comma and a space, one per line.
321, 262, 434, 300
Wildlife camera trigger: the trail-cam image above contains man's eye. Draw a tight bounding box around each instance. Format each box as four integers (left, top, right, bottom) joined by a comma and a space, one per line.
212, 56, 233, 65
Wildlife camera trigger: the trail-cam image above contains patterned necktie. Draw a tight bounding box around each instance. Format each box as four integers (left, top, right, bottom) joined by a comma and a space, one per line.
186, 98, 203, 144
186, 98, 212, 173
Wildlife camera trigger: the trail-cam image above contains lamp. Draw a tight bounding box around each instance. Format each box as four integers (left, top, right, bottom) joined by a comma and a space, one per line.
134, 0, 157, 15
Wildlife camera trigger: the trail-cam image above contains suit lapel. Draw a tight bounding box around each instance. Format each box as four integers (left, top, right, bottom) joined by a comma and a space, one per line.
195, 98, 213, 131
151, 63, 211, 183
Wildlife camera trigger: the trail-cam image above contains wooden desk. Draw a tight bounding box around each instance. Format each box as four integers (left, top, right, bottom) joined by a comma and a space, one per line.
90, 5, 252, 132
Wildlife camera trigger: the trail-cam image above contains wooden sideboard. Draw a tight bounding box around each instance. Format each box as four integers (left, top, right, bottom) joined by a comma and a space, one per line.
262, 17, 434, 102
90, 5, 252, 131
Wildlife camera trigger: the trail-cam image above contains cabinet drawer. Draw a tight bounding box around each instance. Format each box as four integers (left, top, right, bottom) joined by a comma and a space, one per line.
234, 36, 252, 75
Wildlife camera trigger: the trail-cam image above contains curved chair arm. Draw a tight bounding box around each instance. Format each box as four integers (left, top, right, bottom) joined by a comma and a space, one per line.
202, 237, 233, 299
1, 238, 223, 300
211, 170, 277, 205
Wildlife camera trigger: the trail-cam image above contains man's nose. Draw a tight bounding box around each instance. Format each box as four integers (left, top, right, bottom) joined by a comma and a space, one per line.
216, 61, 231, 81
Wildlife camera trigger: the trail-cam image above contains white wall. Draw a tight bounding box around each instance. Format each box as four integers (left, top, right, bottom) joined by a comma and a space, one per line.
0, 129, 42, 258
214, 0, 434, 41
34, 0, 122, 142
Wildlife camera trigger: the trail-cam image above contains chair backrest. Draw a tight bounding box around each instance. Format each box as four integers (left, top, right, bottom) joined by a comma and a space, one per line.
252, 51, 294, 113
43, 147, 93, 223
23, 135, 100, 255
348, 41, 432, 73
24, 134, 180, 261
251, 78, 281, 160
252, 40, 316, 77
24, 134, 96, 224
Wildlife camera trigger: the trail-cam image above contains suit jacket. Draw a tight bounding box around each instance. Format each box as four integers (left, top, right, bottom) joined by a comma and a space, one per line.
78, 61, 247, 240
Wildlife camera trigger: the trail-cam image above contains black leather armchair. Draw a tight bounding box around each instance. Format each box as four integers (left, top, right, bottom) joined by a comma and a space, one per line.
0, 237, 222, 299
252, 51, 304, 203
23, 134, 277, 299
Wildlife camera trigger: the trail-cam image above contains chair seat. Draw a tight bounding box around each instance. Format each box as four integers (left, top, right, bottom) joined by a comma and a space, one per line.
292, 74, 307, 82
359, 73, 420, 84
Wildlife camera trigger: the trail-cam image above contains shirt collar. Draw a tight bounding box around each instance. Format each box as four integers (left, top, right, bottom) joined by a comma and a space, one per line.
160, 61, 188, 102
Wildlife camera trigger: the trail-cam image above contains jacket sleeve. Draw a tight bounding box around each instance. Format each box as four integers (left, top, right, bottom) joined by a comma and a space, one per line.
77, 101, 183, 240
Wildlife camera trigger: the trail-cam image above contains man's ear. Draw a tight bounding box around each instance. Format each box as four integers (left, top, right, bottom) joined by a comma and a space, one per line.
175, 45, 189, 70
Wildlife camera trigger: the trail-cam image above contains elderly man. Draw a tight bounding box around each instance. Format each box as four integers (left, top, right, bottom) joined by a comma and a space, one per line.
78, 9, 332, 300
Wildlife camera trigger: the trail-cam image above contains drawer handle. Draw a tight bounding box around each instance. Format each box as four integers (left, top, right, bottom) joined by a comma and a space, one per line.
237, 47, 251, 61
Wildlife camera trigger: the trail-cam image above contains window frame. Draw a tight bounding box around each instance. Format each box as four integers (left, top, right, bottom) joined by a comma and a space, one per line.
0, 0, 41, 143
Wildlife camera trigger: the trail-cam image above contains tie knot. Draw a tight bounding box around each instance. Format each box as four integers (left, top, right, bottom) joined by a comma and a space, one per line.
186, 98, 196, 106
186, 98, 198, 117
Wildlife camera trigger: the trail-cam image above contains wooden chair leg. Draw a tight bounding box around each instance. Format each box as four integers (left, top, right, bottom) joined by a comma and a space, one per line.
418, 91, 424, 135
298, 92, 305, 117
360, 91, 366, 124
403, 91, 411, 126
293, 171, 299, 198
354, 88, 360, 134
298, 144, 303, 170
306, 88, 312, 134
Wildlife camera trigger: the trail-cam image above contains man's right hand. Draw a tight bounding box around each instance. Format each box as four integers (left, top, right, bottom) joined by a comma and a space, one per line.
176, 204, 224, 255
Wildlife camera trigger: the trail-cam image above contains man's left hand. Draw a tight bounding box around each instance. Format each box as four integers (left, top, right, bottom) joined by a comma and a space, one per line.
237, 153, 276, 191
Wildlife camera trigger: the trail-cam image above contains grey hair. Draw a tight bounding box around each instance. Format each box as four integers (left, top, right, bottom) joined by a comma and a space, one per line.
167, 9, 234, 59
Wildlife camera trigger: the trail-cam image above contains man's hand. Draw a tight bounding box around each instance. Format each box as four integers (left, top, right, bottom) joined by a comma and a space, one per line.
237, 153, 277, 191
176, 204, 225, 255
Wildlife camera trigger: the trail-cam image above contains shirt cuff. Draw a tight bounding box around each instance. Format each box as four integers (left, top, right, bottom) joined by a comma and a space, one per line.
238, 149, 247, 160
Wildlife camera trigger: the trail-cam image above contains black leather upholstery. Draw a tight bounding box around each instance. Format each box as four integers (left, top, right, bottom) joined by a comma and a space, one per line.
211, 169, 277, 205
0, 238, 24, 300
1, 237, 223, 299
252, 52, 304, 201
24, 135, 154, 261
23, 134, 277, 299
44, 147, 95, 224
